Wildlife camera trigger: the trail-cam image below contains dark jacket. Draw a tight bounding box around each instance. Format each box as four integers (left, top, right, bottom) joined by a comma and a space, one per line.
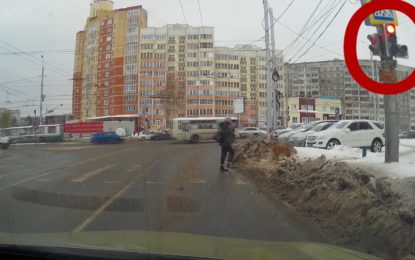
217, 121, 235, 147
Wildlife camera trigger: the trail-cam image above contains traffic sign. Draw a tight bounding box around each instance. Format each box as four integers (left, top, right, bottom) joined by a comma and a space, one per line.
361, 0, 399, 26
234, 98, 244, 114
335, 107, 340, 114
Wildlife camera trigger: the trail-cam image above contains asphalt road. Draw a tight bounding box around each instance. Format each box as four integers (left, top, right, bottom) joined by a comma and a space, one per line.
0, 141, 324, 243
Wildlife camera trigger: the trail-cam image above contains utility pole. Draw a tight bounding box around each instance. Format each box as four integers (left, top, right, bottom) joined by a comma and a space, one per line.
263, 0, 273, 138
39, 55, 45, 126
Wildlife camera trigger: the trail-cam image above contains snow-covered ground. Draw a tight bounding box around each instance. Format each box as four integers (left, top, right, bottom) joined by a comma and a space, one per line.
296, 139, 415, 178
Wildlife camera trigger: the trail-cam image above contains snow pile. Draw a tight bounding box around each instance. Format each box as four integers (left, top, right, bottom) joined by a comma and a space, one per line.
233, 141, 415, 258
295, 142, 415, 178
296, 146, 361, 161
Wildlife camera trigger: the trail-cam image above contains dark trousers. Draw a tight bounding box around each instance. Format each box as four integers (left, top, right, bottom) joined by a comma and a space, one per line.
220, 145, 234, 165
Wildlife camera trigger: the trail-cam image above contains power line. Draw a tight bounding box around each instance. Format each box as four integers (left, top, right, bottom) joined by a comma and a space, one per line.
288, 0, 342, 61
197, 0, 205, 29
274, 0, 296, 23
292, 0, 347, 63
276, 20, 343, 58
0, 40, 72, 77
178, 0, 189, 25
283, 0, 325, 53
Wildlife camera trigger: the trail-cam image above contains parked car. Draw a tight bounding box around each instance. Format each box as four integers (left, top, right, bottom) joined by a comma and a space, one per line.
278, 120, 337, 141
90, 132, 123, 144
289, 121, 337, 147
239, 127, 267, 138
151, 130, 171, 140
271, 124, 303, 139
115, 128, 127, 137
0, 137, 10, 150
137, 132, 154, 141
400, 131, 415, 139
272, 128, 292, 139
307, 120, 385, 152
290, 123, 304, 129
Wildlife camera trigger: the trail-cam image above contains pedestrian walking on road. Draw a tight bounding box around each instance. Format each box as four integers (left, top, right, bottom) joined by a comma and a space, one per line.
216, 117, 235, 172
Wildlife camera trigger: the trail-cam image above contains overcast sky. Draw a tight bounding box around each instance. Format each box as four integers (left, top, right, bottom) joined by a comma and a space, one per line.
0, 0, 414, 117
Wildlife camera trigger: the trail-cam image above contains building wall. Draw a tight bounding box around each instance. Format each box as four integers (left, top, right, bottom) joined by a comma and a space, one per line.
285, 97, 341, 127
284, 59, 414, 131
74, 2, 147, 121
72, 31, 85, 120
138, 25, 215, 130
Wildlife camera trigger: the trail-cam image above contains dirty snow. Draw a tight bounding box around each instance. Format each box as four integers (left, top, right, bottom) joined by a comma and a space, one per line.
296, 141, 415, 178
233, 139, 415, 259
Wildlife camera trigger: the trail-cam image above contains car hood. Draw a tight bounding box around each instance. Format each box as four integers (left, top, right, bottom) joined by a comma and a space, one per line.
0, 230, 378, 260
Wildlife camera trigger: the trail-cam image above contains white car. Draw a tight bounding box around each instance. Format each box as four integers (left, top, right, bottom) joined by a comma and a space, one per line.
272, 128, 292, 139
115, 128, 127, 137
134, 132, 154, 141
0, 137, 10, 150
239, 127, 267, 138
307, 120, 385, 152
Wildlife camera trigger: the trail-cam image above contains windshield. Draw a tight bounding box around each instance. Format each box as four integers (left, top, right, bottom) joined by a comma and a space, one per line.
0, 0, 414, 259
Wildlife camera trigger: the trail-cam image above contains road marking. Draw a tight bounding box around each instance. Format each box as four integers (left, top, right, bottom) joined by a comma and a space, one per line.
233, 176, 247, 185
190, 178, 206, 184
0, 148, 134, 191
71, 164, 114, 183
44, 147, 91, 152
36, 178, 50, 182
127, 164, 141, 173
73, 158, 160, 233
147, 181, 163, 185
71, 148, 134, 168
104, 180, 122, 184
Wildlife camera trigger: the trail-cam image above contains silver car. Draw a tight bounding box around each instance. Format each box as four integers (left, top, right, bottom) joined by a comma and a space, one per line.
289, 122, 337, 147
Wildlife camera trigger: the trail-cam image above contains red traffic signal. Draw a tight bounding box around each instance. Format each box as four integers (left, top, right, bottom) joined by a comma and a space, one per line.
367, 33, 382, 56
386, 24, 396, 34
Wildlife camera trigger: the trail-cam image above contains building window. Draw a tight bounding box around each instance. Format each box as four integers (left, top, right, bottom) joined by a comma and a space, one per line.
126, 65, 136, 73
107, 19, 113, 25
124, 105, 136, 112
106, 36, 112, 42
128, 18, 138, 26
105, 53, 111, 60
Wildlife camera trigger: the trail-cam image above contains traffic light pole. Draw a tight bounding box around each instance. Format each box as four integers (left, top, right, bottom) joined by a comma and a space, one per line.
378, 25, 399, 163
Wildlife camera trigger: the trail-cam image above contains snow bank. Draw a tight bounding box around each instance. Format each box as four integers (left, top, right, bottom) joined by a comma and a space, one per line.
296, 142, 415, 178
296, 146, 361, 161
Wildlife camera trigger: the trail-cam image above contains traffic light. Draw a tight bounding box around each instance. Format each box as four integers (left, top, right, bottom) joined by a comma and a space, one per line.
385, 24, 408, 59
367, 33, 382, 56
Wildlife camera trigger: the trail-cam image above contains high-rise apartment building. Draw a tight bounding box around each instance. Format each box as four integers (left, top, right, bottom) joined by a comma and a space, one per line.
137, 24, 215, 129
284, 60, 414, 131
215, 45, 284, 127
72, 2, 286, 129
72, 0, 147, 120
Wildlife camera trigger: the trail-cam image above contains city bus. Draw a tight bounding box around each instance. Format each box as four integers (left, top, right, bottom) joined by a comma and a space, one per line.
171, 117, 239, 143
0, 124, 64, 143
